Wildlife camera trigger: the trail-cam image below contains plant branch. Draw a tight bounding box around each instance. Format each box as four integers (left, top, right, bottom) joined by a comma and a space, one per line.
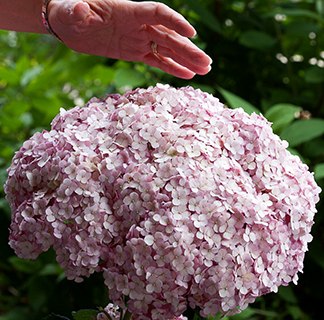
122, 310, 132, 320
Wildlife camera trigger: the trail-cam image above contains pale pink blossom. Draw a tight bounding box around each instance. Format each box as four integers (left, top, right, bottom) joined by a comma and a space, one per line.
5, 84, 321, 319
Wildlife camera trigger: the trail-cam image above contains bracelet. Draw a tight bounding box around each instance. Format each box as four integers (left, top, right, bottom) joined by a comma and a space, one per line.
42, 0, 63, 42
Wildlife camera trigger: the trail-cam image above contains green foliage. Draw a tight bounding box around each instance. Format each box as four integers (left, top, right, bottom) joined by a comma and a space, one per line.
72, 309, 99, 320
1, 0, 324, 319
216, 85, 261, 114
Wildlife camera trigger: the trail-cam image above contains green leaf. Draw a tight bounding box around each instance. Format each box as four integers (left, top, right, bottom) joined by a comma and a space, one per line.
287, 305, 302, 320
20, 65, 43, 87
85, 65, 115, 85
287, 147, 305, 163
72, 309, 99, 320
304, 66, 324, 84
314, 163, 324, 180
217, 86, 260, 115
231, 307, 256, 319
0, 100, 30, 117
114, 68, 147, 89
263, 8, 324, 23
42, 313, 71, 320
239, 30, 277, 50
184, 0, 222, 34
8, 256, 42, 274
264, 103, 302, 132
0, 66, 20, 85
285, 21, 321, 36
316, 0, 324, 15
278, 285, 298, 304
31, 96, 62, 121
280, 118, 324, 147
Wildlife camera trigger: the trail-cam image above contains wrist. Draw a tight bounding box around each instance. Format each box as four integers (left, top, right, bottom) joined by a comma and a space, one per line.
42, 0, 63, 42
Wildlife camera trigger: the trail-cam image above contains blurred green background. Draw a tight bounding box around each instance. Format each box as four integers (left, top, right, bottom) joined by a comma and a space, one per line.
1, 0, 324, 319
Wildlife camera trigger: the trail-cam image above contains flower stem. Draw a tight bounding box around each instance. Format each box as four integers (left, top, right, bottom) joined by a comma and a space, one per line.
122, 310, 133, 320
101, 309, 113, 320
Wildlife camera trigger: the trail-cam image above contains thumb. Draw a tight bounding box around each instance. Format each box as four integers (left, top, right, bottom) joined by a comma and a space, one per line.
55, 0, 90, 25
70, 1, 90, 23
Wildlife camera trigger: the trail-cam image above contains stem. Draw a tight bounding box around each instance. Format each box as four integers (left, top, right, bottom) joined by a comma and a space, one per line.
122, 310, 133, 320
101, 310, 113, 320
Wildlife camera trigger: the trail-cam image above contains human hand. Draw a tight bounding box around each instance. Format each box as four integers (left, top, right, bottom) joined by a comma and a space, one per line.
48, 0, 212, 79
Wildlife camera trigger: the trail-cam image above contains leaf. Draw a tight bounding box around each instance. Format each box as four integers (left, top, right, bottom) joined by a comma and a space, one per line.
217, 86, 260, 115
287, 147, 305, 163
85, 65, 115, 85
280, 118, 324, 147
263, 8, 324, 23
20, 65, 43, 87
230, 307, 256, 319
314, 163, 324, 180
72, 309, 99, 320
31, 96, 62, 121
287, 305, 302, 320
264, 103, 302, 132
285, 21, 321, 36
316, 0, 324, 15
114, 68, 147, 89
278, 285, 298, 304
8, 256, 42, 274
184, 0, 222, 34
239, 30, 277, 50
304, 66, 324, 84
0, 66, 20, 85
42, 314, 71, 320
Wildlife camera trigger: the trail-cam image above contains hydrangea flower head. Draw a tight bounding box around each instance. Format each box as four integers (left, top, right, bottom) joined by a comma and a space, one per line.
5, 84, 321, 319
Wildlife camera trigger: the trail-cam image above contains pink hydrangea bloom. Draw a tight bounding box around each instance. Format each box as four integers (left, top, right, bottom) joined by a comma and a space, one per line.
5, 84, 321, 319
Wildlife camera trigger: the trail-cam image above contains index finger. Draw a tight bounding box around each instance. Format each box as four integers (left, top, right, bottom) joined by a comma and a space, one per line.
132, 1, 196, 38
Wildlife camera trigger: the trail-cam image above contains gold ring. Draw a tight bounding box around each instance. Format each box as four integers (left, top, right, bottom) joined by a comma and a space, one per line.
151, 42, 158, 55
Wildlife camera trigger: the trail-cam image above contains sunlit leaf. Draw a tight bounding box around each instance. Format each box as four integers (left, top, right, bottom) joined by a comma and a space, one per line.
314, 163, 324, 180
316, 0, 324, 15
20, 65, 43, 87
114, 68, 147, 88
264, 103, 302, 132
280, 118, 324, 147
217, 86, 260, 115
0, 67, 20, 85
263, 8, 324, 23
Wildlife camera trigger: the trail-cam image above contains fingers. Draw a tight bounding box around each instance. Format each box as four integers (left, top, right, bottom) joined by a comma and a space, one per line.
146, 25, 212, 72
132, 1, 196, 38
144, 54, 197, 79
152, 44, 211, 76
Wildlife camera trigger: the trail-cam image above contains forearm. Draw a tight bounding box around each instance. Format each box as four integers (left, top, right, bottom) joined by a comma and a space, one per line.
0, 0, 47, 33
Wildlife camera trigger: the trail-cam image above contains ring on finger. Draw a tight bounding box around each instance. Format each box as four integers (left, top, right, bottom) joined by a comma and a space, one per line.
151, 42, 158, 55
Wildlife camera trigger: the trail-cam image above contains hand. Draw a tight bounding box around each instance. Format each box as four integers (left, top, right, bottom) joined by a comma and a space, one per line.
48, 0, 212, 79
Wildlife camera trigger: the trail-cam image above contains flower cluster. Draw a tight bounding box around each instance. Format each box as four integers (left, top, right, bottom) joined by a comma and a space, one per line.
96, 303, 188, 320
5, 84, 321, 319
97, 303, 121, 320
